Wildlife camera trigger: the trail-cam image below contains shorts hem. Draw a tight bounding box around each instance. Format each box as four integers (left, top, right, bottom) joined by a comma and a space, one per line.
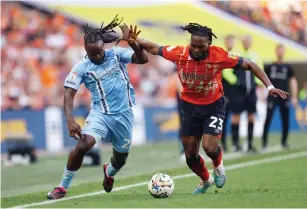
112, 146, 130, 153
180, 134, 203, 138
203, 132, 222, 139
82, 131, 102, 142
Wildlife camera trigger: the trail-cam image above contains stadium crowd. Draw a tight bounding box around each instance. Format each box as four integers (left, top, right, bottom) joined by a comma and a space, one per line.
1, 2, 177, 111
1, 2, 306, 111
207, 1, 307, 46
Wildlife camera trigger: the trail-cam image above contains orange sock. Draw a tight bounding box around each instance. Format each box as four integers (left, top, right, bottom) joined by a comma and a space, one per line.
187, 155, 210, 181
212, 147, 223, 167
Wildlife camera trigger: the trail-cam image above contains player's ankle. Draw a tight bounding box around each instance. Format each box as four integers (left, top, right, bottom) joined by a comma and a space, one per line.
107, 174, 114, 179
204, 174, 214, 184
58, 185, 67, 191
213, 160, 223, 169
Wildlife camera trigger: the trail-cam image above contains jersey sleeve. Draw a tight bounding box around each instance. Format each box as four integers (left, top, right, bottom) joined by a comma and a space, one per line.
64, 63, 85, 90
219, 48, 243, 69
113, 47, 134, 64
158, 46, 182, 62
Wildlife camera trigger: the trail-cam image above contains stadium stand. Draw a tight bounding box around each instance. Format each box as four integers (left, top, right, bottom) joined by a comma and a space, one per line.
1, 2, 176, 110
1, 1, 306, 111
1, 2, 86, 110
206, 1, 307, 46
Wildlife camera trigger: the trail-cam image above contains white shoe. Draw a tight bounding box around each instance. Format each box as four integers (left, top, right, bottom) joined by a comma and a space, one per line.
192, 174, 214, 194
213, 161, 226, 188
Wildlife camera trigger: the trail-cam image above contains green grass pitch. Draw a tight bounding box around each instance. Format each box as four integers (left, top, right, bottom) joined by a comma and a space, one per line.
1, 132, 307, 208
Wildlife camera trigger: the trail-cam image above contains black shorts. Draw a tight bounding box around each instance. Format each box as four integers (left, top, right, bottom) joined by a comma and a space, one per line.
180, 97, 226, 138
230, 88, 257, 114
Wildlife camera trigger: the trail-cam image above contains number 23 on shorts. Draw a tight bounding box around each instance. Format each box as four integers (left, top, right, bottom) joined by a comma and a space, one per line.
209, 116, 223, 130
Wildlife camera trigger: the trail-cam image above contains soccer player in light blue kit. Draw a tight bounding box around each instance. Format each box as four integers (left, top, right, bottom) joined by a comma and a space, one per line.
47, 17, 148, 199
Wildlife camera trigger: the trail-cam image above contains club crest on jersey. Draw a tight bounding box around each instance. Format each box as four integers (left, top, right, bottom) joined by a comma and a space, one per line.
70, 72, 78, 80
228, 52, 237, 59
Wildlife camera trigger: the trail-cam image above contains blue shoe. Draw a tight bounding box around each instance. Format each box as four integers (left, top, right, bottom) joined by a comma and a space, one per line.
192, 175, 214, 194
213, 162, 226, 188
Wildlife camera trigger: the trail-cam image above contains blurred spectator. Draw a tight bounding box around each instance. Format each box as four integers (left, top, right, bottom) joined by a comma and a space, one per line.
4, 2, 304, 111
206, 1, 307, 46
1, 2, 86, 110
299, 81, 307, 101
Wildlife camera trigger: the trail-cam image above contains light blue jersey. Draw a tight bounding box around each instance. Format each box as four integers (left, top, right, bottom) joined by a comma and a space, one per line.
64, 46, 136, 153
64, 46, 135, 114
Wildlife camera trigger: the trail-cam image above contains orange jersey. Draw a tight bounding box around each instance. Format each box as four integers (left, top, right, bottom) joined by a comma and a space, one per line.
160, 45, 241, 105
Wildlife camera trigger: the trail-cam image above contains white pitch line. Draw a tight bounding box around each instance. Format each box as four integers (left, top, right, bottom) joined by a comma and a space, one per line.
12, 151, 307, 208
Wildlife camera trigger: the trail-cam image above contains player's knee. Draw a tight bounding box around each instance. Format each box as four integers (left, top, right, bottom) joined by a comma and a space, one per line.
204, 145, 217, 153
111, 150, 128, 170
203, 137, 219, 156
76, 137, 95, 154
205, 145, 221, 160
202, 136, 218, 152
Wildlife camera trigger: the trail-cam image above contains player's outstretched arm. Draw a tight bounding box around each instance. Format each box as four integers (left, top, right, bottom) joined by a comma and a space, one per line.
241, 58, 289, 99
64, 87, 83, 140
136, 38, 161, 55
129, 40, 148, 64
119, 24, 148, 64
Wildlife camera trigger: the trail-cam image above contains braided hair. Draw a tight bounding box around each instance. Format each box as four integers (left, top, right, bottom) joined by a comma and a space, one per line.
181, 23, 217, 44
84, 14, 123, 44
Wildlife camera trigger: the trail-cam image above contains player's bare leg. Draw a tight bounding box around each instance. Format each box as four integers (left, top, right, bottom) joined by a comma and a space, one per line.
103, 149, 129, 193
47, 134, 95, 199
231, 114, 242, 152
202, 134, 225, 188
247, 113, 257, 153
182, 136, 214, 194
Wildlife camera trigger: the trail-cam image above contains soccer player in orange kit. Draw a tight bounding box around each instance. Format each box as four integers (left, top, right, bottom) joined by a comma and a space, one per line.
135, 23, 288, 194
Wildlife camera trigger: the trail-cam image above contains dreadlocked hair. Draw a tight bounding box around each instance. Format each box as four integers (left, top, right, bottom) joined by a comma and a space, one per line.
181, 23, 217, 44
84, 14, 123, 44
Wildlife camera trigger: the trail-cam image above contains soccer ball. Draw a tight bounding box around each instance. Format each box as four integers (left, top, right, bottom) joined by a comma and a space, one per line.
148, 173, 174, 198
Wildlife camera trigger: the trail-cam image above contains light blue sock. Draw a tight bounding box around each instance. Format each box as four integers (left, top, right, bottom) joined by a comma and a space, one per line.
60, 166, 76, 189
179, 140, 184, 155
106, 163, 119, 177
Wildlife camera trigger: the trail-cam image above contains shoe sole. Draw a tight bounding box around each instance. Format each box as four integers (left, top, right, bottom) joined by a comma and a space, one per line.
46, 194, 65, 200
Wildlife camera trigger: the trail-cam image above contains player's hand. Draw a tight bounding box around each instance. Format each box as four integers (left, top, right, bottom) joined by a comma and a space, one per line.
119, 24, 141, 43
128, 25, 141, 42
67, 119, 84, 140
269, 88, 289, 100
119, 23, 130, 41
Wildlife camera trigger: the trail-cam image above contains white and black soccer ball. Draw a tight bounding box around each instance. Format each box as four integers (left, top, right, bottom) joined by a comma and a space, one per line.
148, 173, 174, 198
